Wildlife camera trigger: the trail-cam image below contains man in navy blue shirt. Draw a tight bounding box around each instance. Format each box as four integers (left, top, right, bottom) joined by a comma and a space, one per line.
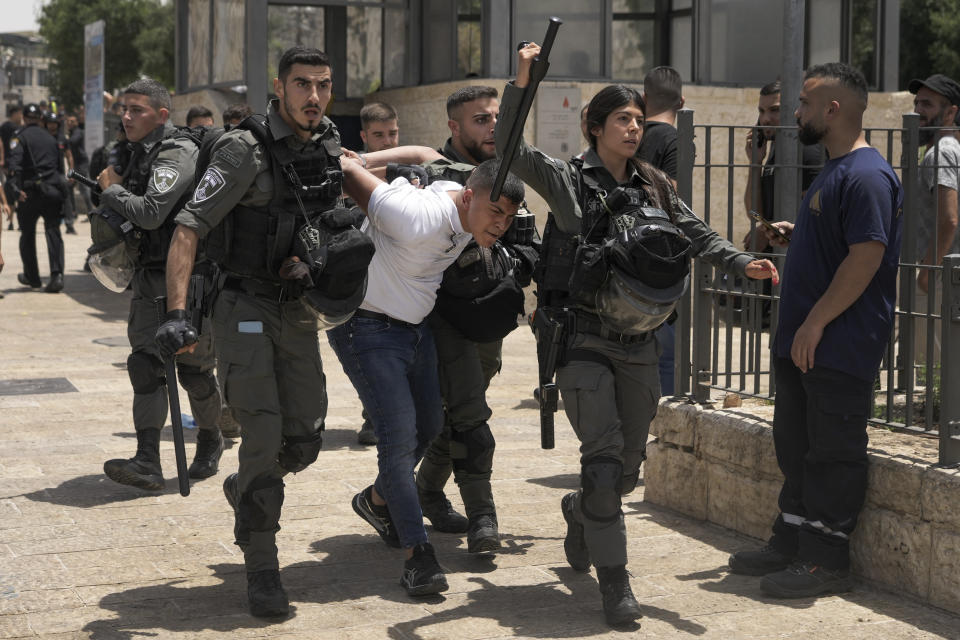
728, 63, 903, 599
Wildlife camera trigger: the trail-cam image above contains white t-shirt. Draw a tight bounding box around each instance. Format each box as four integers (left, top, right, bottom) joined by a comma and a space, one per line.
360, 178, 473, 324
918, 135, 960, 259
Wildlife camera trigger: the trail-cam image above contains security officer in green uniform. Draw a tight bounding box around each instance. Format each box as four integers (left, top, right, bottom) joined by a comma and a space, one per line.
357, 85, 539, 553
500, 44, 780, 626
156, 46, 371, 619
98, 79, 225, 492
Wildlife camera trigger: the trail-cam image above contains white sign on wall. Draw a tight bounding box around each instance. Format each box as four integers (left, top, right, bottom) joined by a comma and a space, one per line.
534, 85, 582, 161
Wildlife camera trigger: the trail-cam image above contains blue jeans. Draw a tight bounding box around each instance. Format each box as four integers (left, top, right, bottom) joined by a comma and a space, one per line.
327, 316, 444, 548
655, 321, 675, 397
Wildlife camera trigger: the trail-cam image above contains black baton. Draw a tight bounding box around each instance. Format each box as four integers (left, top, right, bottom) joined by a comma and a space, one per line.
155, 296, 190, 497
490, 17, 562, 202
67, 169, 99, 191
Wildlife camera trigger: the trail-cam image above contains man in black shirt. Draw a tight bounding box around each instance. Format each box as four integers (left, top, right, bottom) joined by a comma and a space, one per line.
1, 105, 23, 230
743, 81, 825, 252
635, 66, 684, 185
66, 114, 93, 217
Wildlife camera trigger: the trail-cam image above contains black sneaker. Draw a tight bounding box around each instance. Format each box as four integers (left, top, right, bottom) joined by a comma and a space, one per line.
597, 565, 643, 626
400, 543, 449, 596
419, 489, 468, 533
103, 456, 164, 490
357, 421, 378, 445
352, 486, 400, 548
467, 514, 501, 553
561, 492, 590, 572
17, 273, 42, 288
728, 544, 794, 576
760, 561, 852, 598
247, 569, 289, 617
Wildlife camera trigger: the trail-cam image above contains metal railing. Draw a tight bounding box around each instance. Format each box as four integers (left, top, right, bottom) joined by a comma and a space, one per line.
673, 109, 960, 465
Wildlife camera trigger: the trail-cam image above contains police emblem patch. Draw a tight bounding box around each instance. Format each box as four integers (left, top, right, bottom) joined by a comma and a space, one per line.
194, 167, 226, 202
153, 166, 180, 193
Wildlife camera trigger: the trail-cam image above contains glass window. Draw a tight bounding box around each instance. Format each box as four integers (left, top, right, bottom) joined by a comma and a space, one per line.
457, 0, 482, 78
213, 0, 244, 84
37, 68, 49, 87
850, 0, 878, 87
808, 0, 842, 66
614, 0, 656, 10
423, 0, 454, 82
12, 67, 30, 86
383, 5, 408, 88
514, 0, 602, 78
705, 0, 782, 84
612, 19, 655, 81
670, 14, 693, 81
188, 0, 211, 87
672, 0, 693, 8
266, 5, 325, 93
346, 5, 383, 96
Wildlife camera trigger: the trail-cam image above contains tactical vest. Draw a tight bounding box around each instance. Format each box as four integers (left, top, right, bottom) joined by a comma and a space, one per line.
535, 158, 691, 328
123, 133, 195, 268
205, 117, 343, 283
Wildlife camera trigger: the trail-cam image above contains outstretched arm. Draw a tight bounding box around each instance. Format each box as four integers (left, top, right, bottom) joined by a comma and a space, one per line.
341, 156, 385, 211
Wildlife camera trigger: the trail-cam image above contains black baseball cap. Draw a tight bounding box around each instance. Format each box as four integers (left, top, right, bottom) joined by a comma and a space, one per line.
22, 103, 42, 119
909, 74, 960, 106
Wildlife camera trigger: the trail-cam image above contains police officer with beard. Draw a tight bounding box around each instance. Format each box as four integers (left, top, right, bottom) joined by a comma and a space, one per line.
7, 103, 66, 292
157, 46, 373, 618
355, 85, 539, 554
98, 79, 225, 492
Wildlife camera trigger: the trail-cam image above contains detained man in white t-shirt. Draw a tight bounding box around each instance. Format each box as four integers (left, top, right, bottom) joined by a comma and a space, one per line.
328, 158, 525, 596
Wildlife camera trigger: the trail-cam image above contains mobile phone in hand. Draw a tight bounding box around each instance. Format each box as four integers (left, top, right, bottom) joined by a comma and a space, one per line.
749, 210, 789, 245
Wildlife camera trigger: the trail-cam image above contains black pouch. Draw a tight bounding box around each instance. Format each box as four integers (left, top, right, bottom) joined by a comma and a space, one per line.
567, 243, 608, 306
435, 275, 525, 343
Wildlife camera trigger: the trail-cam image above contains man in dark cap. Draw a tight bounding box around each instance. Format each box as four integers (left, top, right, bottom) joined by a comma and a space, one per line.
6, 103, 66, 292
908, 73, 960, 363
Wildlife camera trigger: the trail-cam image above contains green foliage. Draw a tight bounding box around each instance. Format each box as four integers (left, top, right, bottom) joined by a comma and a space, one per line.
38, 0, 174, 110
900, 0, 960, 90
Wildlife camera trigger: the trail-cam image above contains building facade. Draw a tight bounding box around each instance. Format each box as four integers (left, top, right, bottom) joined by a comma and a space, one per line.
1, 32, 53, 111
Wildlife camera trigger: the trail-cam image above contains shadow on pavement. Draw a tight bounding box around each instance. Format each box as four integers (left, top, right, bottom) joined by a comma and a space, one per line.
525, 472, 582, 491
60, 272, 131, 323
321, 427, 379, 451
19, 473, 172, 507
641, 501, 956, 636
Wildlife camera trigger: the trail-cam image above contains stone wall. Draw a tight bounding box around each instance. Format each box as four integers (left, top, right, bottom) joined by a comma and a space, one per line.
644, 399, 960, 614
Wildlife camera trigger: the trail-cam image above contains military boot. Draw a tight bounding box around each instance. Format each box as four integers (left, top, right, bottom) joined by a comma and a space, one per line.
247, 569, 289, 617
418, 488, 468, 533
596, 565, 643, 626
104, 428, 164, 490
467, 514, 501, 553
189, 428, 224, 479
561, 492, 590, 572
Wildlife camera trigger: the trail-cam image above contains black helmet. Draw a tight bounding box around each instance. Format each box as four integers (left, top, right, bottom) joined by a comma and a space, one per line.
22, 103, 42, 119
41, 110, 59, 124
595, 220, 692, 334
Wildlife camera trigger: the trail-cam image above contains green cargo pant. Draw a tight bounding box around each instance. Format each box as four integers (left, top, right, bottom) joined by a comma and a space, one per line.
416, 311, 502, 517
212, 287, 327, 571
556, 330, 660, 568
128, 268, 220, 433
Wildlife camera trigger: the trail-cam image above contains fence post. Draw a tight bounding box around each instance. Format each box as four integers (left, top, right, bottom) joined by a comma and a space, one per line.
899, 113, 921, 398
940, 255, 960, 465
675, 108, 695, 398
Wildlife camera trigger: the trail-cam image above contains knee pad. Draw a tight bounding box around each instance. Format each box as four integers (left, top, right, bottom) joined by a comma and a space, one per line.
581, 457, 623, 522
277, 426, 324, 473
176, 364, 219, 400
237, 476, 285, 537
450, 423, 495, 475
127, 352, 163, 395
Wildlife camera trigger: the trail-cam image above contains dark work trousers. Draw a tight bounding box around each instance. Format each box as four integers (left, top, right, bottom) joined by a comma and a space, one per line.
17, 192, 64, 282
556, 330, 660, 569
416, 311, 502, 518
769, 357, 873, 570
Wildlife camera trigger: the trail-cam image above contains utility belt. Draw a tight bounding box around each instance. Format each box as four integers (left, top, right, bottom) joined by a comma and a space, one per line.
570, 309, 650, 346
221, 275, 302, 302
354, 308, 420, 329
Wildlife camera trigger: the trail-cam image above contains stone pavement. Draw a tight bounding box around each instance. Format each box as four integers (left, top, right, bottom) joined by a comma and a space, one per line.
1, 223, 959, 640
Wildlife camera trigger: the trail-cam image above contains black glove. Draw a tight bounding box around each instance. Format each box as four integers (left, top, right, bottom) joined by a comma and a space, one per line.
155, 309, 198, 359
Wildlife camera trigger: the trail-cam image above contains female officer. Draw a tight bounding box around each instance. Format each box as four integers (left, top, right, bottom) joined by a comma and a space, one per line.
498, 44, 778, 627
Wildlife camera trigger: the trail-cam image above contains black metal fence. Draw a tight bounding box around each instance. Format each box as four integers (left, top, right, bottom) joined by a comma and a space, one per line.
672, 110, 960, 466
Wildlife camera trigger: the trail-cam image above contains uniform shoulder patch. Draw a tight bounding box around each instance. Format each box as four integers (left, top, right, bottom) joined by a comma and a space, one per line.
153, 166, 180, 193
194, 167, 226, 202
217, 146, 243, 169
